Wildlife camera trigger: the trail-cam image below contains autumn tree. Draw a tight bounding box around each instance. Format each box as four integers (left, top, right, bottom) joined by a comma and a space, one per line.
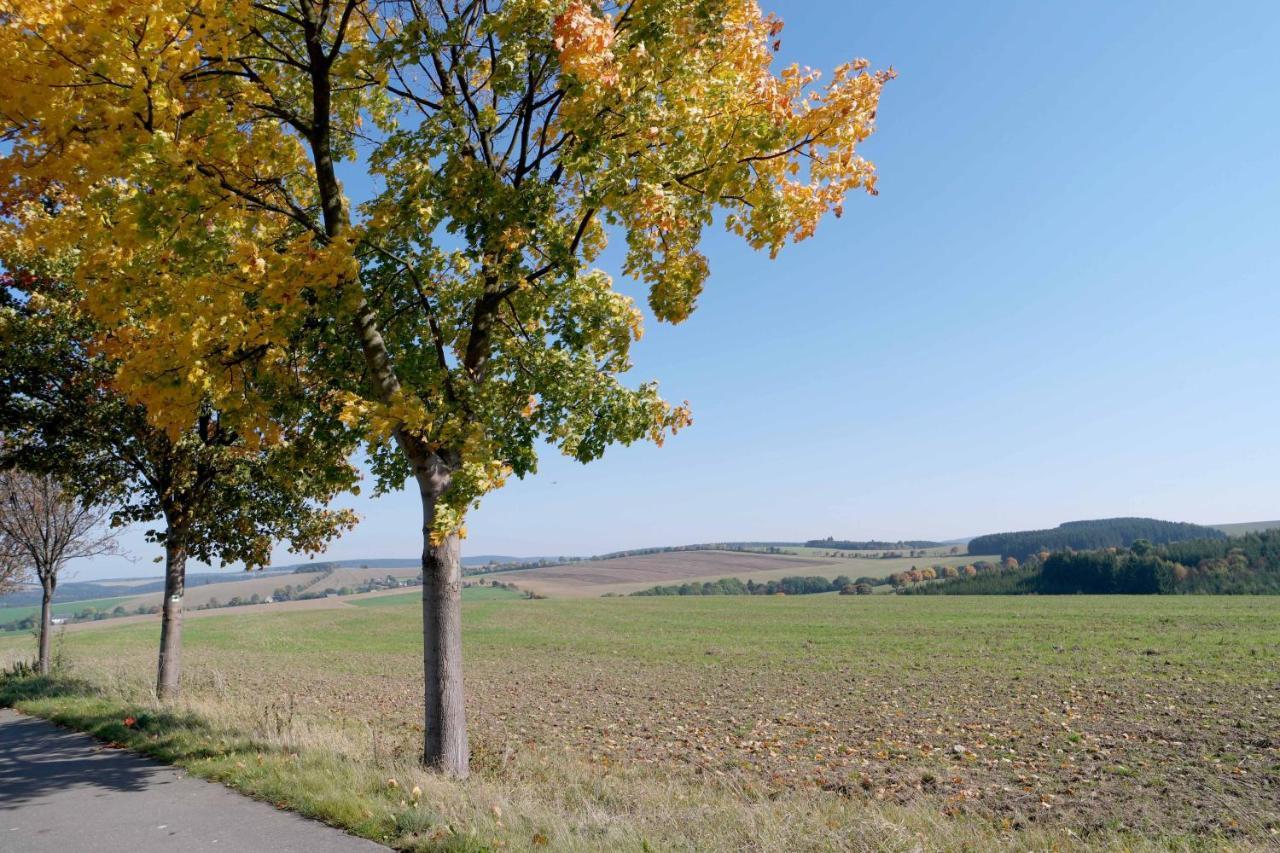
0, 470, 118, 674
0, 0, 892, 774
0, 268, 359, 698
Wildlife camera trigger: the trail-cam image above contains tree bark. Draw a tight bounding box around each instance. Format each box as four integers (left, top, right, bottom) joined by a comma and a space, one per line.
156, 535, 188, 701
419, 486, 468, 777
37, 577, 54, 675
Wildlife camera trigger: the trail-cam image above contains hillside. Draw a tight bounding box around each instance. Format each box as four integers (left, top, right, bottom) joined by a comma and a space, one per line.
0, 570, 301, 609
967, 517, 1225, 562
304, 566, 421, 593
911, 529, 1280, 596
478, 549, 985, 597
120, 565, 423, 612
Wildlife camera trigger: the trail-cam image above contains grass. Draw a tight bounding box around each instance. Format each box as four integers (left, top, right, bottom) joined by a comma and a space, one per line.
0, 594, 144, 629
2, 594, 1277, 850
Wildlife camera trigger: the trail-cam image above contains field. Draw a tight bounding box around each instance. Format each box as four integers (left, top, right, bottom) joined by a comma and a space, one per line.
1214, 520, 1280, 537
118, 565, 423, 611
0, 566, 429, 632
0, 594, 143, 628
1, 584, 507, 637
481, 549, 985, 597
119, 573, 316, 611
1, 594, 1277, 851
310, 566, 422, 591
350, 586, 524, 607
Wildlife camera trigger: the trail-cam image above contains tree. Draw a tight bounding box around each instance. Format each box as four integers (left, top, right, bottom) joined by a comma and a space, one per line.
0, 470, 117, 673
0, 0, 892, 775
0, 269, 359, 699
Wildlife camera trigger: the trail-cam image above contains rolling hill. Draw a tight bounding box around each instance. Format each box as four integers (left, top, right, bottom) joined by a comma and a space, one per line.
477, 549, 987, 597
967, 518, 1226, 562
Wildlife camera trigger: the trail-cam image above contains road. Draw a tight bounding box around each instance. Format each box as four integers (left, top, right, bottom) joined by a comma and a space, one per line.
0, 709, 388, 852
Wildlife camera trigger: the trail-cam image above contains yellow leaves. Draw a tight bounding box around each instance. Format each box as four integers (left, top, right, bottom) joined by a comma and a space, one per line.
0, 0, 376, 440
649, 399, 693, 449
643, 250, 708, 325
335, 390, 433, 443
428, 457, 509, 543
551, 0, 892, 314
580, 215, 607, 263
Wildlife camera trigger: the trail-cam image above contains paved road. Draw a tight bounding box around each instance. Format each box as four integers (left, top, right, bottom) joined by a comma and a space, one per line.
0, 709, 388, 852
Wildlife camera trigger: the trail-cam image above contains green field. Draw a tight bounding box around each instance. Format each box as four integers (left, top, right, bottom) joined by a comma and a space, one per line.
0, 594, 144, 629
2, 594, 1277, 850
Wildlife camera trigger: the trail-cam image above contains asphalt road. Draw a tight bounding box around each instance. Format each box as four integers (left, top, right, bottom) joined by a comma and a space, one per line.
0, 709, 388, 852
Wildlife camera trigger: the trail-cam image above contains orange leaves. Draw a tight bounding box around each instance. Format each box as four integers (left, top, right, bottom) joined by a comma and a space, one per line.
552, 1, 619, 88
548, 0, 893, 325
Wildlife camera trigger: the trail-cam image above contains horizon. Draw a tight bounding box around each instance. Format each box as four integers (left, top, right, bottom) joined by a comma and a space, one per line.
66, 514, 1278, 582
63, 0, 1280, 580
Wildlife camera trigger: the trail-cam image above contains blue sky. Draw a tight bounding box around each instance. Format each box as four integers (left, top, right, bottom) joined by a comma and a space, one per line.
81, 1, 1280, 579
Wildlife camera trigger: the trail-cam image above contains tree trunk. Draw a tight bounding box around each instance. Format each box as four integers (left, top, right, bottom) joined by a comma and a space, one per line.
156, 536, 188, 701
297, 7, 471, 774
37, 578, 54, 675
420, 490, 468, 777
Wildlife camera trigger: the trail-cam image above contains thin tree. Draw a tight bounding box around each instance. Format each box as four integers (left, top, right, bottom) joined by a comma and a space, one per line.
0, 470, 117, 674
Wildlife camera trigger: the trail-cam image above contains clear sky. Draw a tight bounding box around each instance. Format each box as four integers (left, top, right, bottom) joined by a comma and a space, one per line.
80, 1, 1280, 579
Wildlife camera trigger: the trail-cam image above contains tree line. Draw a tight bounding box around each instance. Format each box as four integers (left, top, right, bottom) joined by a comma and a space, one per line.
805, 537, 943, 550
905, 531, 1280, 595
631, 575, 875, 597
966, 518, 1226, 562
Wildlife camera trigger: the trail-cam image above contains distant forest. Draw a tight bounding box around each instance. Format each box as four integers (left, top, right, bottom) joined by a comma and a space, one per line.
908, 530, 1280, 595
805, 537, 943, 550
966, 518, 1225, 562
